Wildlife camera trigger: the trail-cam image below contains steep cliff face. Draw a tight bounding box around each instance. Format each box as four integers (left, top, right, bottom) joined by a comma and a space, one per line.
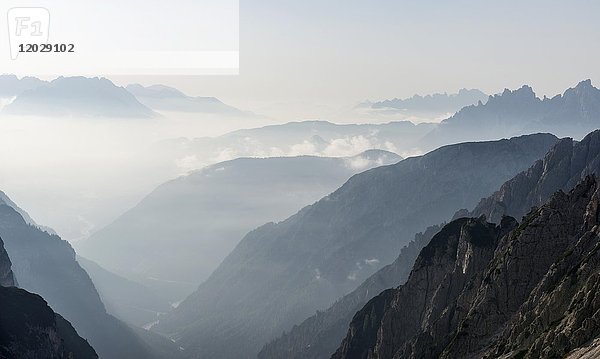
333, 177, 600, 359
155, 134, 558, 359
0, 236, 97, 359
258, 225, 441, 359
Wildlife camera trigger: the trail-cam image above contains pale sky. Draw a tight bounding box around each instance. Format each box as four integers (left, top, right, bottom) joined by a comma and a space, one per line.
109, 0, 599, 119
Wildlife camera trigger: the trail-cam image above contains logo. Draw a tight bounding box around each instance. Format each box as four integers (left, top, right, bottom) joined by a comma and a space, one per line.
7, 7, 50, 60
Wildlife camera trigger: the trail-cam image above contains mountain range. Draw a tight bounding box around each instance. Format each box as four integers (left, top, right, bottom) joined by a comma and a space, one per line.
265, 130, 600, 359
77, 150, 402, 302
153, 133, 558, 359
331, 130, 600, 358
422, 80, 600, 150
364, 88, 488, 115
2, 76, 157, 118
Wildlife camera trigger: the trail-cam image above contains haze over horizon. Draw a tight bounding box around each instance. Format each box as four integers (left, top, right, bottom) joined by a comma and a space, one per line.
103, 0, 600, 121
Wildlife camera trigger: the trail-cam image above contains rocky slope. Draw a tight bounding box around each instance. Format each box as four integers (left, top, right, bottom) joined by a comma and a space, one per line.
0, 201, 157, 358
0, 236, 98, 359
154, 134, 558, 359
258, 225, 441, 359
78, 151, 401, 300
333, 176, 600, 359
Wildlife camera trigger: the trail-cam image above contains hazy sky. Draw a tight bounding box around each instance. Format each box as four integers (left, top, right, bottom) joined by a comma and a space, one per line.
111, 0, 600, 119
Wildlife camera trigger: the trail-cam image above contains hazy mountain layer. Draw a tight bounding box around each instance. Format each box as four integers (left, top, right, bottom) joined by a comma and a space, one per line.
77, 256, 172, 328
154, 133, 558, 359
77, 151, 401, 300
2, 76, 156, 118
334, 176, 600, 359
127, 84, 248, 115
0, 236, 98, 359
157, 120, 435, 167
367, 89, 488, 115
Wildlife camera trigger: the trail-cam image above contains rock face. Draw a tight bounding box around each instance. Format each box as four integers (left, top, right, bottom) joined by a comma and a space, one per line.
258, 225, 441, 359
0, 201, 156, 359
0, 236, 98, 359
423, 80, 600, 150
333, 177, 600, 359
154, 134, 558, 359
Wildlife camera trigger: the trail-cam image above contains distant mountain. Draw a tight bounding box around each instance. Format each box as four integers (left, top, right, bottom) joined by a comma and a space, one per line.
127, 83, 248, 115
258, 224, 441, 359
350, 89, 488, 124
77, 150, 402, 300
367, 89, 488, 114
157, 121, 436, 172
0, 236, 98, 359
77, 257, 172, 328
2, 77, 157, 118
0, 198, 158, 358
153, 134, 558, 359
422, 80, 600, 150
0, 74, 46, 98
333, 176, 600, 359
